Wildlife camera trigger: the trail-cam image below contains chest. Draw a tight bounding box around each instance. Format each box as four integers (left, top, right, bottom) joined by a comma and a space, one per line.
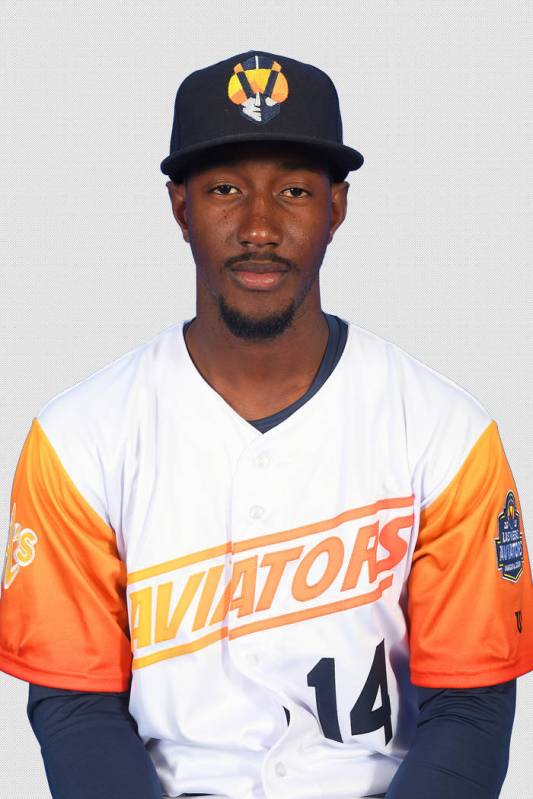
117, 392, 415, 602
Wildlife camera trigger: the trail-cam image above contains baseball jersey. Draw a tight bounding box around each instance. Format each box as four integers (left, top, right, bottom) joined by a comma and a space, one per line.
1, 314, 532, 799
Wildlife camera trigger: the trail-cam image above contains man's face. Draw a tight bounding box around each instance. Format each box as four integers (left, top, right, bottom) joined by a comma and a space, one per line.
166, 141, 349, 340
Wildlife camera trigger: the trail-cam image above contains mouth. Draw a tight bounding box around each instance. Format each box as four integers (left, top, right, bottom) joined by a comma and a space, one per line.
229, 262, 289, 291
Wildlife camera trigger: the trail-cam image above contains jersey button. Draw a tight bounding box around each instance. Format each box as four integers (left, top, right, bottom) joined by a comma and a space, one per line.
249, 504, 265, 519
254, 451, 270, 468
274, 761, 287, 778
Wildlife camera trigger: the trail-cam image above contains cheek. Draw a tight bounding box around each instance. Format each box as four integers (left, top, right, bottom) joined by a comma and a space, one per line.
187, 214, 233, 286
189, 206, 233, 251
289, 217, 330, 256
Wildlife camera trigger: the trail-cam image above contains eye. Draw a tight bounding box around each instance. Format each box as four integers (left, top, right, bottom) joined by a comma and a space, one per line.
208, 184, 310, 198
209, 184, 239, 195
281, 187, 310, 198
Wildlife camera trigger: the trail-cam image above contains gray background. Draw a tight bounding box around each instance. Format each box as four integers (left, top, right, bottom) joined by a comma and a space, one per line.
1, 1, 531, 796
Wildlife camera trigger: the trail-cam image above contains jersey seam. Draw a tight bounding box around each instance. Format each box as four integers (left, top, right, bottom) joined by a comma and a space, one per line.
33, 416, 117, 536
418, 417, 494, 511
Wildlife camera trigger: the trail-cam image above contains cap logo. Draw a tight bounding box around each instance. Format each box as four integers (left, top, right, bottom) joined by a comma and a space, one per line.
227, 54, 289, 124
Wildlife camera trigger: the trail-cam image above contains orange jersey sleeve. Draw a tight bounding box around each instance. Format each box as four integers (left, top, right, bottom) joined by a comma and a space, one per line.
407, 419, 533, 687
0, 418, 132, 691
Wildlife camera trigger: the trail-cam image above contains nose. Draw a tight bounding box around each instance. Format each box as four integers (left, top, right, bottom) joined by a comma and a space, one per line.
237, 191, 282, 249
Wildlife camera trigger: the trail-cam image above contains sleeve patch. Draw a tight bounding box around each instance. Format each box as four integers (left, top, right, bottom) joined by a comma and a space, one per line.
2, 502, 39, 592
495, 490, 523, 582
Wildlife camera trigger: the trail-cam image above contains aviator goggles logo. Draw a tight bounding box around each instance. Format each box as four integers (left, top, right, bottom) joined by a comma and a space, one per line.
227, 54, 289, 124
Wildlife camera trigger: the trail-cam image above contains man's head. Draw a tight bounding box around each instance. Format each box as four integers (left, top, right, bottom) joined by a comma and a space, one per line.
161, 50, 364, 341
166, 139, 350, 341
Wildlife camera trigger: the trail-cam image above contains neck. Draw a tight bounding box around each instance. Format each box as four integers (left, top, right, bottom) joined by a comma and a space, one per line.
183, 305, 330, 399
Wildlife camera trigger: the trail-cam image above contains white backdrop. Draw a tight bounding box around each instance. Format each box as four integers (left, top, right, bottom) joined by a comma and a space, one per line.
1, 1, 531, 797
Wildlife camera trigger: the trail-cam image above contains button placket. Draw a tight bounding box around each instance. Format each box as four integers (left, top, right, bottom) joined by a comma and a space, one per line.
254, 450, 270, 468
248, 450, 270, 519
245, 652, 259, 668
274, 761, 287, 778
249, 504, 265, 519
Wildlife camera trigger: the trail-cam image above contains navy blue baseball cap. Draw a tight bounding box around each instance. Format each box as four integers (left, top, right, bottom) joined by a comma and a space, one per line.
160, 50, 364, 182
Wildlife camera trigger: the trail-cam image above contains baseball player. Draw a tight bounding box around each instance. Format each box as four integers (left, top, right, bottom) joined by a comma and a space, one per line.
1, 50, 532, 799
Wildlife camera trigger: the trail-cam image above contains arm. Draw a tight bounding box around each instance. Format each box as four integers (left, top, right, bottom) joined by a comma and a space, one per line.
27, 682, 163, 799
385, 680, 516, 799
402, 417, 533, 796
0, 418, 146, 792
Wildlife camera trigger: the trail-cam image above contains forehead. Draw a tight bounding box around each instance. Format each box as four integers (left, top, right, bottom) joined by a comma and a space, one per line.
186, 140, 328, 176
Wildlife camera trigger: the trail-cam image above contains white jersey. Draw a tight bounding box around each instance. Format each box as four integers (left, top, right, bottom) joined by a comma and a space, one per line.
1, 316, 532, 799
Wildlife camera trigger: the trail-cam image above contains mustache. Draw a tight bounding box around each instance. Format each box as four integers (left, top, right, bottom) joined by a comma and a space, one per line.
226, 252, 293, 269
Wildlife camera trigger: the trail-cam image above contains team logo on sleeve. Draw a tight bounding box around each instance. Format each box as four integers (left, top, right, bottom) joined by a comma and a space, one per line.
228, 54, 289, 124
494, 490, 523, 582
1, 502, 39, 592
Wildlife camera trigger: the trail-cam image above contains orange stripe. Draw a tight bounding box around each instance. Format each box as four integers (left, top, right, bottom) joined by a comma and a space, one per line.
229, 575, 394, 639
128, 496, 414, 585
131, 575, 393, 670
128, 542, 232, 584
132, 626, 228, 669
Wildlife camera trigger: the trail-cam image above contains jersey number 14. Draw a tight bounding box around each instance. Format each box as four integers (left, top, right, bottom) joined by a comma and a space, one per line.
307, 639, 392, 745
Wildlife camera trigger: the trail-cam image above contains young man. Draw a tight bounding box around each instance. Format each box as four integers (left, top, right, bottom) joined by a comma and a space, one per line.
1, 50, 531, 799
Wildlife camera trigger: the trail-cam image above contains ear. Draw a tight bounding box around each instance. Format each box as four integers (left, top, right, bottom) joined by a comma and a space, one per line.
166, 180, 190, 243
327, 181, 349, 244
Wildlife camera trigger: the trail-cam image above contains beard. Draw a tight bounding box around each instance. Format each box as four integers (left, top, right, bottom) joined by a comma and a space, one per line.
217, 293, 298, 341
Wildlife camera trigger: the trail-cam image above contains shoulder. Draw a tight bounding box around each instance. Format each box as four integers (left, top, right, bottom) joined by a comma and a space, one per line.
32, 322, 181, 522
344, 320, 493, 505
37, 322, 180, 438
346, 319, 488, 417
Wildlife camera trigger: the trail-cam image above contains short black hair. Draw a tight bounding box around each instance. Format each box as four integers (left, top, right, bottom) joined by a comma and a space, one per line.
168, 143, 346, 186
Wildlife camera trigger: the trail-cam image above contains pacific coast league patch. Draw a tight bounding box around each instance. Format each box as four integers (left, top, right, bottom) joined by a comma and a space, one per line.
494, 490, 523, 582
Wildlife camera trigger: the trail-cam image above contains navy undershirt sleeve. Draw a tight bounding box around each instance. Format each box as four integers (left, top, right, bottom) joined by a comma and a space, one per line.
385, 679, 516, 799
27, 682, 163, 799
28, 679, 516, 799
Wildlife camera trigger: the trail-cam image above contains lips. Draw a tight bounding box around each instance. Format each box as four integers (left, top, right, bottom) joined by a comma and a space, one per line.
229, 266, 289, 291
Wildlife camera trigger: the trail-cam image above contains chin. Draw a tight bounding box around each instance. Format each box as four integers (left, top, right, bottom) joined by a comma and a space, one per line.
218, 295, 296, 341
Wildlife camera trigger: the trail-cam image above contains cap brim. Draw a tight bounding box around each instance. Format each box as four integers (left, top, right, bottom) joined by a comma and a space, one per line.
160, 132, 363, 179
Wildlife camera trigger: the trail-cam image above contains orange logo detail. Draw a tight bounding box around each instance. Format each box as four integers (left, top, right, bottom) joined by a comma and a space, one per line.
1, 503, 39, 591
